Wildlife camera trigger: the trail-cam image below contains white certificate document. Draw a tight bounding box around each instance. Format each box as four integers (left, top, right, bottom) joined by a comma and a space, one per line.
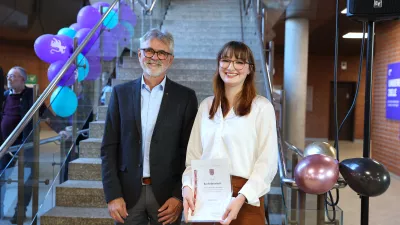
188, 159, 232, 222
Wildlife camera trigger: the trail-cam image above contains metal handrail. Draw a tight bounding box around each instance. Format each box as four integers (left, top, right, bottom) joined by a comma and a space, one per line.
250, 0, 273, 102
7, 129, 89, 153
246, 0, 347, 191
0, 0, 120, 160
137, 0, 158, 13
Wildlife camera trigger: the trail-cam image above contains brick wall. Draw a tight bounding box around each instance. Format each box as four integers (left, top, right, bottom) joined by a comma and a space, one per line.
372, 21, 400, 176
273, 54, 366, 140
0, 43, 50, 104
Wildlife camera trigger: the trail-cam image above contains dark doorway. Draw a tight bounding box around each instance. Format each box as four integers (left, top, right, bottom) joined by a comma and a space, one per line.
329, 82, 356, 141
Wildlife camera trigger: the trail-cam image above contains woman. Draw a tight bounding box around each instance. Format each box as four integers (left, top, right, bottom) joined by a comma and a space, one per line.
182, 41, 278, 225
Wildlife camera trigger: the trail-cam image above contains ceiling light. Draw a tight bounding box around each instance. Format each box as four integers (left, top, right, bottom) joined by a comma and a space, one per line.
343, 32, 368, 39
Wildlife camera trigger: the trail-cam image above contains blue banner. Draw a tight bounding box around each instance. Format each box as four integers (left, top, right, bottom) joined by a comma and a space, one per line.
387, 63, 400, 120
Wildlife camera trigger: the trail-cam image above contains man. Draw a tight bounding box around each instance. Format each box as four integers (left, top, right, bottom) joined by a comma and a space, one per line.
0, 66, 46, 223
101, 29, 198, 225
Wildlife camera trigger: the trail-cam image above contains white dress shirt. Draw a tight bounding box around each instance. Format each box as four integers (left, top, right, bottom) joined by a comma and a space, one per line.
141, 75, 166, 177
182, 95, 278, 206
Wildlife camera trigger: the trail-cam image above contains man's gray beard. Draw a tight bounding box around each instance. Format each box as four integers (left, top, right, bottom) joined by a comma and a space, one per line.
143, 65, 164, 77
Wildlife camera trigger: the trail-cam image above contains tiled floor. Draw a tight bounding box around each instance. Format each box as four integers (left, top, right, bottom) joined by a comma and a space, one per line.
334, 141, 400, 225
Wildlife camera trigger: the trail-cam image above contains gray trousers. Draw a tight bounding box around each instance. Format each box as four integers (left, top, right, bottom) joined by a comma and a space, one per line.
116, 185, 182, 225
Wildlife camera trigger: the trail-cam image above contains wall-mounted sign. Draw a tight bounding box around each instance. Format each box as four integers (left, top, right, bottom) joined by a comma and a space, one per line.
386, 63, 400, 120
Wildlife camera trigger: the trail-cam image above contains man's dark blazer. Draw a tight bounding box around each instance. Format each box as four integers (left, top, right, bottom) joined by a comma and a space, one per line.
101, 77, 198, 210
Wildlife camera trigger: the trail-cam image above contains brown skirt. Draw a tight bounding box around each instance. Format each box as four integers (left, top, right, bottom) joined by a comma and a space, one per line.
192, 176, 265, 225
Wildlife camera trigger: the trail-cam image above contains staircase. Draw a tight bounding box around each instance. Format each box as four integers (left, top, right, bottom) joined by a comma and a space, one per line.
40, 0, 284, 224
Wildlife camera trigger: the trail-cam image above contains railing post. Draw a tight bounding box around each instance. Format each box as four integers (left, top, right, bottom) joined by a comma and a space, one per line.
32, 84, 40, 225
317, 194, 325, 225
59, 133, 69, 184
73, 38, 79, 158
17, 146, 24, 225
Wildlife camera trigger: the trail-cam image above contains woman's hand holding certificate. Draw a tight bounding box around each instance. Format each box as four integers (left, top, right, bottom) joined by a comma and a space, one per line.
184, 159, 233, 223
220, 194, 246, 224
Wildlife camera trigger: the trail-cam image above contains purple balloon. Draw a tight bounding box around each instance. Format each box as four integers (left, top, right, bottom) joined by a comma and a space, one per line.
56, 34, 74, 54
77, 6, 102, 29
294, 154, 339, 195
76, 28, 100, 55
70, 23, 81, 31
34, 34, 73, 63
101, 29, 118, 61
85, 56, 102, 80
48, 60, 77, 86
113, 24, 130, 48
118, 4, 137, 27
91, 2, 111, 10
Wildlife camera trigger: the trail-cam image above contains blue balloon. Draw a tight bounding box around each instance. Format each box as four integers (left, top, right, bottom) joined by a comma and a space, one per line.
77, 54, 90, 81
50, 86, 78, 118
121, 21, 134, 37
102, 7, 119, 29
57, 28, 76, 38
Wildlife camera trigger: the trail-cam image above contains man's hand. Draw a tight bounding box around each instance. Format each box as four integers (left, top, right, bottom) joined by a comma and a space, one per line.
220, 194, 246, 225
158, 197, 183, 225
108, 197, 128, 224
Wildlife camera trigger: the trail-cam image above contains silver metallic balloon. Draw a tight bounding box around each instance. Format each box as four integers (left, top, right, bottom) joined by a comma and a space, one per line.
304, 142, 337, 159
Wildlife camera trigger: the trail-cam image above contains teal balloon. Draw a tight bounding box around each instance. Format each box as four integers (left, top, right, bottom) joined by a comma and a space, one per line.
121, 21, 134, 37
50, 86, 78, 117
102, 7, 118, 29
77, 53, 89, 81
57, 28, 76, 38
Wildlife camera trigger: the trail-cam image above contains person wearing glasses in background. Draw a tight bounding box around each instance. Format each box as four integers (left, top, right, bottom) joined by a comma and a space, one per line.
0, 66, 47, 223
181, 41, 279, 225
101, 28, 198, 225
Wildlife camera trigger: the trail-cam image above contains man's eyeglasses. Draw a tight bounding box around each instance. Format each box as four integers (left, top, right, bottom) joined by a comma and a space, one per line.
219, 59, 253, 70
140, 48, 173, 60
7, 74, 22, 80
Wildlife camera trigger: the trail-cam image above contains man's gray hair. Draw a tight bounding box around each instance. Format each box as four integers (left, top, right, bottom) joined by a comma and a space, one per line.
139, 28, 174, 54
11, 66, 27, 81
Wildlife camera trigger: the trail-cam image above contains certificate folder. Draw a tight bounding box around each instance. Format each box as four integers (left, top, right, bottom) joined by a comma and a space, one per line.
188, 159, 232, 222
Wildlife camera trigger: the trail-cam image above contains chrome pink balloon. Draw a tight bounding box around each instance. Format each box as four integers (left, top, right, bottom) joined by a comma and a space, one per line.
294, 154, 339, 195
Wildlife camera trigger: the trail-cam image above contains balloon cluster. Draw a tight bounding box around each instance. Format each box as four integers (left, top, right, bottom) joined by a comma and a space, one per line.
294, 142, 390, 197
33, 1, 137, 117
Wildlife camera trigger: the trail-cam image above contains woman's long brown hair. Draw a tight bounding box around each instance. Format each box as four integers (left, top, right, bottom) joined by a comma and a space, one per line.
209, 41, 257, 119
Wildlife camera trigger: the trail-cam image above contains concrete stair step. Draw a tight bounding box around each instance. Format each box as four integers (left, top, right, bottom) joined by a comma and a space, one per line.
172, 33, 243, 40
174, 45, 243, 53
79, 138, 102, 158
173, 36, 242, 42
165, 15, 241, 21
97, 105, 108, 121
69, 158, 102, 181
41, 206, 113, 225
170, 1, 239, 5
167, 8, 240, 13
162, 27, 254, 33
56, 180, 106, 208
170, 3, 240, 8
105, 92, 111, 105
171, 0, 239, 3
163, 20, 249, 28
89, 121, 105, 139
